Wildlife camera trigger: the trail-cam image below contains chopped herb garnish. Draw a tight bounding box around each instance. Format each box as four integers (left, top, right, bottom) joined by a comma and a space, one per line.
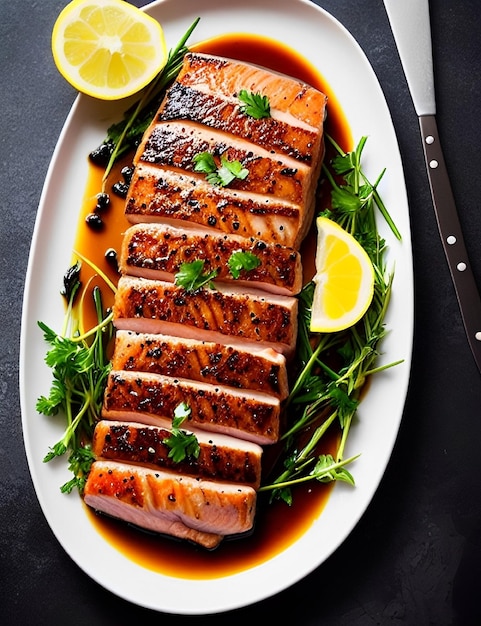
228, 250, 261, 279
163, 403, 200, 463
174, 259, 218, 291
238, 89, 271, 119
193, 152, 249, 187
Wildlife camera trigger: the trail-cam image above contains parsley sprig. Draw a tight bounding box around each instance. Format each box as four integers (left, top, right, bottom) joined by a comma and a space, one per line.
193, 152, 249, 187
238, 89, 271, 119
260, 136, 402, 505
162, 403, 200, 463
174, 260, 218, 291
37, 263, 114, 494
228, 250, 261, 278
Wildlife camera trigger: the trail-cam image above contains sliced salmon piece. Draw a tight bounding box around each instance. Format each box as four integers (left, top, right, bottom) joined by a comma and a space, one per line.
119, 222, 303, 296
136, 121, 310, 207
176, 52, 328, 129
84, 460, 257, 547
125, 164, 304, 247
113, 276, 298, 357
92, 419, 263, 488
112, 330, 289, 400
102, 370, 280, 445
157, 81, 323, 165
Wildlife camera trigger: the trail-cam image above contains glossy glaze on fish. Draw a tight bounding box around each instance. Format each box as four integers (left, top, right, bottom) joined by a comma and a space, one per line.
102, 370, 281, 445
176, 52, 327, 129
125, 164, 304, 247
111, 330, 289, 399
158, 81, 322, 164
84, 460, 257, 548
119, 222, 302, 295
113, 276, 298, 357
92, 419, 263, 488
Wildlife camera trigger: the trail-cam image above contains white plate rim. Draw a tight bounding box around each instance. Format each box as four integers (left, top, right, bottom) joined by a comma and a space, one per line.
19, 0, 414, 615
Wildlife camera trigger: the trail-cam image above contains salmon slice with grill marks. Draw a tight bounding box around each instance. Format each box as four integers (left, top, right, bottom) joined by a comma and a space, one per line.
119, 222, 302, 296
84, 460, 256, 548
136, 121, 310, 207
157, 81, 323, 165
112, 330, 289, 400
102, 370, 280, 445
113, 276, 298, 357
125, 164, 303, 247
175, 52, 327, 129
92, 420, 263, 489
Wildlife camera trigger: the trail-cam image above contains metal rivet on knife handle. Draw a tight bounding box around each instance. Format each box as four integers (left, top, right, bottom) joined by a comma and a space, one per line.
384, 0, 481, 374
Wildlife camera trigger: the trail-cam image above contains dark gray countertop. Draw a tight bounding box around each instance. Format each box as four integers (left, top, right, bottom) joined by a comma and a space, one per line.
2, 1, 481, 623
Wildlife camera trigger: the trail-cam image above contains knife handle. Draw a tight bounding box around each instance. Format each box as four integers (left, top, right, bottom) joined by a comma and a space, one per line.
419, 114, 481, 372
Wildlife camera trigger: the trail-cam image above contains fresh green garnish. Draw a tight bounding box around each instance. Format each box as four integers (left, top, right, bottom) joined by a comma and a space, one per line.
90, 18, 200, 188
174, 259, 218, 291
228, 250, 261, 279
238, 89, 271, 119
259, 136, 402, 504
162, 403, 200, 463
193, 152, 249, 187
37, 264, 114, 494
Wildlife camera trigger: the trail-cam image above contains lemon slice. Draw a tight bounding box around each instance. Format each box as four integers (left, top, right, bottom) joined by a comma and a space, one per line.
310, 216, 375, 333
51, 0, 167, 100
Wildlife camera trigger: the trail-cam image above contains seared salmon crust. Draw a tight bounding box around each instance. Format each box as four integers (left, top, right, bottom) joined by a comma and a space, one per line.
84, 51, 327, 547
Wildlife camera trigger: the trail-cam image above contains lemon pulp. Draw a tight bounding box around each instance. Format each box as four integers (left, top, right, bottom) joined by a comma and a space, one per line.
310, 217, 375, 333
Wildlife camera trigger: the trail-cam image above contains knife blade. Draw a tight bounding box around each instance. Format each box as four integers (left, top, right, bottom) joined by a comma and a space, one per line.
383, 0, 481, 375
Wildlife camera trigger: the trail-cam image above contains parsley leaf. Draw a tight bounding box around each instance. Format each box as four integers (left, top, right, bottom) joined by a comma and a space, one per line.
163, 403, 200, 463
228, 250, 261, 279
193, 152, 249, 187
238, 89, 271, 119
174, 259, 218, 291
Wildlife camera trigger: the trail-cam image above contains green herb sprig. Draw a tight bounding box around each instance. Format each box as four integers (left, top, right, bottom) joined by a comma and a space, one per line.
228, 250, 261, 278
37, 263, 114, 494
238, 89, 271, 119
193, 152, 249, 187
259, 136, 403, 505
163, 403, 200, 463
174, 259, 218, 291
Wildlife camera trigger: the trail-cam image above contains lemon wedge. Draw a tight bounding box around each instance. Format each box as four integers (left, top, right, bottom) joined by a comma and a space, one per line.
310, 216, 375, 333
51, 0, 167, 100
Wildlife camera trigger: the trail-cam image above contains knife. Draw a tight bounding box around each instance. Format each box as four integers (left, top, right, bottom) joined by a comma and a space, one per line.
383, 0, 481, 375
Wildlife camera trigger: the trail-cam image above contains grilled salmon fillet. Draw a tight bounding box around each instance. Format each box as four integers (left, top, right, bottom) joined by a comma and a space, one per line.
102, 370, 280, 445
119, 222, 303, 296
84, 460, 257, 548
92, 420, 263, 488
125, 164, 303, 247
113, 276, 298, 357
112, 330, 289, 400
